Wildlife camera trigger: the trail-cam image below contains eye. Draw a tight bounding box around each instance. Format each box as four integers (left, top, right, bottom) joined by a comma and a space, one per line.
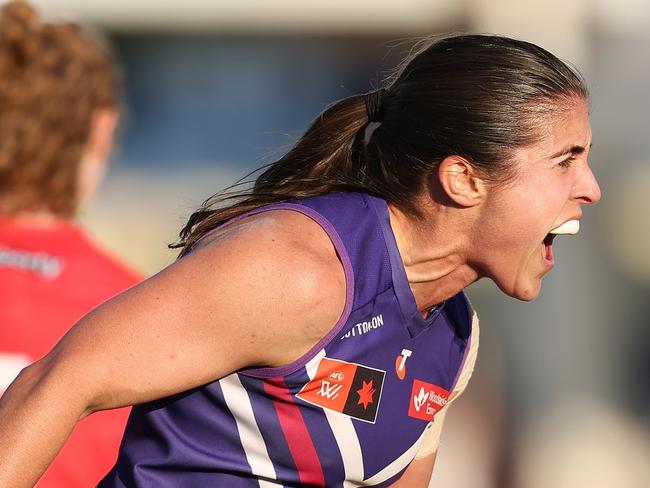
558, 157, 576, 169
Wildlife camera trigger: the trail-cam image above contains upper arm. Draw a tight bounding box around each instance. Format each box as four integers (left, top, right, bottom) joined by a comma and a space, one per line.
389, 452, 437, 487
390, 407, 448, 487
43, 211, 347, 413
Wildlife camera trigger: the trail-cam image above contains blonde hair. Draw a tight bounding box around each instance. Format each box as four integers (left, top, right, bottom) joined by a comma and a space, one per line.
0, 0, 120, 217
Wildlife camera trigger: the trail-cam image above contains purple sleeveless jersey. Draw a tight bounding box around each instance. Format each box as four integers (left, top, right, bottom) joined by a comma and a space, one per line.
100, 192, 474, 487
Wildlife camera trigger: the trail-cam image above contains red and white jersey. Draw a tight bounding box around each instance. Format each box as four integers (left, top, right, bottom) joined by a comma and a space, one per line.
0, 217, 142, 487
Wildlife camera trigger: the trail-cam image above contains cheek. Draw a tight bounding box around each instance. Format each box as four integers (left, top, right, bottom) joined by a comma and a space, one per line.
482, 178, 562, 257
512, 180, 567, 230
490, 201, 553, 265
501, 197, 549, 244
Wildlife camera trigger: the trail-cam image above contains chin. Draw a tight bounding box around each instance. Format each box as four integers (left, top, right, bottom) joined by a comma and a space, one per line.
494, 278, 542, 302
513, 289, 540, 302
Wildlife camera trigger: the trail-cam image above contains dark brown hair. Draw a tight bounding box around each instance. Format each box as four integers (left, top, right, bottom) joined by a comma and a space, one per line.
174, 34, 587, 256
0, 0, 120, 217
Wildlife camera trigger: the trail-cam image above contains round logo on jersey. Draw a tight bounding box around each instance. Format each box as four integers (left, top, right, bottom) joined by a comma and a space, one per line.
395, 349, 412, 380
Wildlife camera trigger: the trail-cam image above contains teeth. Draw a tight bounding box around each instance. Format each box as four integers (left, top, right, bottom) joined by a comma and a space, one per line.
549, 219, 580, 235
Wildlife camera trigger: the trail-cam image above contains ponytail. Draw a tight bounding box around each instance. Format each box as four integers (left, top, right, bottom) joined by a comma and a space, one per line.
174, 34, 588, 256
174, 90, 419, 256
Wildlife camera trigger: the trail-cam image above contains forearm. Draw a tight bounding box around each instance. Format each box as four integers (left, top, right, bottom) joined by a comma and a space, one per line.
0, 357, 87, 488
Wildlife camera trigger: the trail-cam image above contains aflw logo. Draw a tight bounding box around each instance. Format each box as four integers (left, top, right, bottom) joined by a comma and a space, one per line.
330, 371, 344, 381
296, 357, 386, 423
408, 379, 450, 422
318, 380, 343, 400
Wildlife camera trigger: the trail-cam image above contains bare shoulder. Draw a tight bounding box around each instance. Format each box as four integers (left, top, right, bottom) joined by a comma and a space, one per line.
189, 209, 348, 366
37, 209, 348, 411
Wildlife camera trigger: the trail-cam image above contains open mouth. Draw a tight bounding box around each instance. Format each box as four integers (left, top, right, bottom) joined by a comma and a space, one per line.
541, 220, 580, 266
542, 233, 556, 264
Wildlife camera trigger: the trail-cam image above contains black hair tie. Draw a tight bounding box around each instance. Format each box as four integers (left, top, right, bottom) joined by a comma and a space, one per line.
364, 88, 385, 123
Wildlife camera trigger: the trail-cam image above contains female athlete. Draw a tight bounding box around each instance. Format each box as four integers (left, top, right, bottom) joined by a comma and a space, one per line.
0, 33, 600, 487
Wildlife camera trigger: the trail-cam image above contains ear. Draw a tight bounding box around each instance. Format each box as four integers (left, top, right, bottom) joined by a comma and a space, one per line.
437, 156, 486, 207
75, 109, 119, 212
85, 108, 119, 162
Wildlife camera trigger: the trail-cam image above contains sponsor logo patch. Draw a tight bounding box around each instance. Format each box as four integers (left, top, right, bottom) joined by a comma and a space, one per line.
395, 349, 412, 380
297, 357, 385, 423
408, 379, 450, 422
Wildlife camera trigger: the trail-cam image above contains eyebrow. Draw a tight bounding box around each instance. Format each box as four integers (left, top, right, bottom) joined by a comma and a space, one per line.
550, 142, 593, 159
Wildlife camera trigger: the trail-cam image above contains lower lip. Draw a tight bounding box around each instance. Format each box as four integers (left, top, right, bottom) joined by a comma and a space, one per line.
542, 242, 554, 268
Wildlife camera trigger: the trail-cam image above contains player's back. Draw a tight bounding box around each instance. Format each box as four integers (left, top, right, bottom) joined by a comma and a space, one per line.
0, 218, 140, 358
0, 216, 141, 487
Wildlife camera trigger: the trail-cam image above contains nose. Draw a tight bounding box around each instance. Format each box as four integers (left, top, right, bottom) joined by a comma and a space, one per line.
574, 162, 601, 205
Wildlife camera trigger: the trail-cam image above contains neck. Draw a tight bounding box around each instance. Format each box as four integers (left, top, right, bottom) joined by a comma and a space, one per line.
0, 210, 73, 228
387, 201, 479, 314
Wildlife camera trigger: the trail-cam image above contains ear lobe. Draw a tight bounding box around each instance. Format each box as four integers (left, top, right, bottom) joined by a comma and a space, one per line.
437, 156, 485, 207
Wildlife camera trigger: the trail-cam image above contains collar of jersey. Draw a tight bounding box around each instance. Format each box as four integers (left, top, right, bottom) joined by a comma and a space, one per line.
367, 195, 449, 338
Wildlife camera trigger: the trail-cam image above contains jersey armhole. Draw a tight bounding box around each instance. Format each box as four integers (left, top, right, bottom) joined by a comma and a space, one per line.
227, 203, 355, 378
449, 308, 479, 395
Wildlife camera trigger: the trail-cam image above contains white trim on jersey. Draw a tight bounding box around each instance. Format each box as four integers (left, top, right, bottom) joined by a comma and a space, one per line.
362, 427, 430, 485
305, 350, 365, 487
414, 310, 480, 460
451, 311, 480, 396
302, 313, 479, 487
220, 374, 279, 488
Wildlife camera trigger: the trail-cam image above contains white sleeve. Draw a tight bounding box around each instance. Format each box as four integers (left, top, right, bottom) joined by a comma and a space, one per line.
414, 310, 480, 459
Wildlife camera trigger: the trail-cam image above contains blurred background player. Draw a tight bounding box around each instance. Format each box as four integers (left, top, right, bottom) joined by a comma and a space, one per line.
0, 1, 141, 486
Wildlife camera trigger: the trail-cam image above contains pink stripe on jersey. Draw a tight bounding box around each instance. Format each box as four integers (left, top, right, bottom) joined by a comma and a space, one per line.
263, 377, 326, 487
